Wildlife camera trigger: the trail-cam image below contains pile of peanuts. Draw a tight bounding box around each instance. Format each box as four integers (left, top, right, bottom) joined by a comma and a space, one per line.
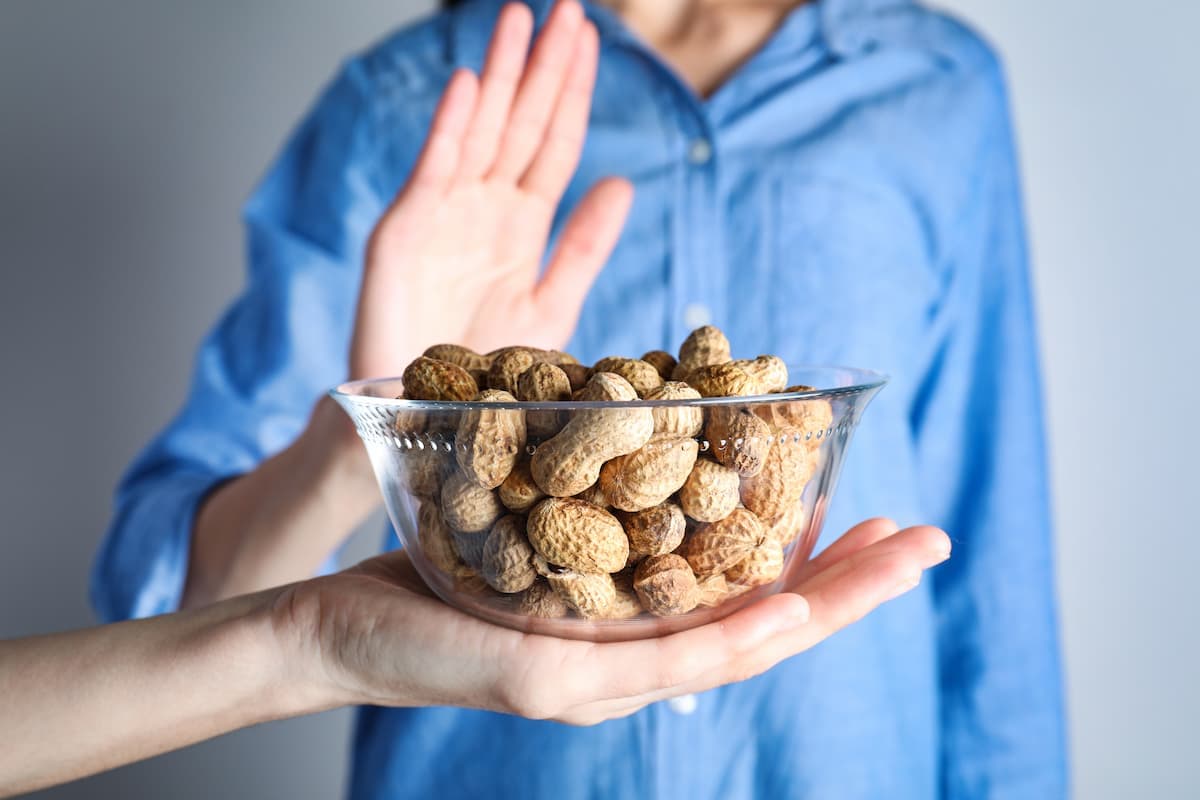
395, 326, 832, 620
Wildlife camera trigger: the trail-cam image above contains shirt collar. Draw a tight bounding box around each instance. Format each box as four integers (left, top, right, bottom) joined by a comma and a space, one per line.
449, 0, 911, 69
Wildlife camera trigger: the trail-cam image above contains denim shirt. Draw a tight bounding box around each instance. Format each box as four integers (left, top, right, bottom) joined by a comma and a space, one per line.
92, 1, 1067, 797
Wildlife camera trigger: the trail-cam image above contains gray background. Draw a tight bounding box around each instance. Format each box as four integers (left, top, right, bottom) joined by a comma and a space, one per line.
1, 1, 1196, 797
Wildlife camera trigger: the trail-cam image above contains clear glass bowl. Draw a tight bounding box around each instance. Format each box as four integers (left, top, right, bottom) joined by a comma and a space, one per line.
332, 366, 885, 642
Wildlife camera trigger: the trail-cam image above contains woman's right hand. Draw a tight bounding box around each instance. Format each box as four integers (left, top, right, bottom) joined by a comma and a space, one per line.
349, 1, 633, 381
274, 519, 951, 724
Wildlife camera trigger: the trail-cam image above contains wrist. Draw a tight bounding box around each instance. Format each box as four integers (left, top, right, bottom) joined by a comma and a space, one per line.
232, 586, 349, 719
300, 395, 378, 507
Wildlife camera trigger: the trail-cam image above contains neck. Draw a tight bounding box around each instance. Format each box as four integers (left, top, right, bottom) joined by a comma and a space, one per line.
594, 0, 806, 97
596, 1, 801, 42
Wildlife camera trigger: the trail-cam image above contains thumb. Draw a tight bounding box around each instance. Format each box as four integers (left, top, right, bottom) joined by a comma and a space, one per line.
534, 177, 633, 331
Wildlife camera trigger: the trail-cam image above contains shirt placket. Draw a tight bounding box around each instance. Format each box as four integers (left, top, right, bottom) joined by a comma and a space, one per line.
668, 104, 724, 350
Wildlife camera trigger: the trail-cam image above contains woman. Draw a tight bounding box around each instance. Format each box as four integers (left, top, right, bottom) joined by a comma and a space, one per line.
92, 1, 1066, 797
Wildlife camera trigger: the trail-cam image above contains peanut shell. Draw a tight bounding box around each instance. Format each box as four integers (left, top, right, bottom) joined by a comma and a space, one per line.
643, 381, 704, 437
534, 555, 617, 619
498, 460, 546, 514
634, 554, 700, 617
640, 350, 678, 381
481, 515, 536, 593
455, 389, 526, 489
450, 528, 490, 571
739, 439, 819, 520
732, 355, 788, 394
686, 362, 758, 398
530, 373, 654, 497
621, 501, 687, 559
706, 407, 773, 477
591, 358, 664, 397
725, 538, 786, 589
403, 357, 478, 401
423, 343, 492, 373
488, 348, 539, 395
417, 499, 463, 575
672, 325, 731, 380
517, 362, 571, 438
440, 471, 504, 533
599, 435, 698, 512
518, 580, 570, 619
683, 508, 764, 578
678, 458, 741, 522
526, 497, 629, 574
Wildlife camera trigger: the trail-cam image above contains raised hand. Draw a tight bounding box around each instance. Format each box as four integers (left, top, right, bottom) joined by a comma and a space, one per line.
350, 1, 631, 380
276, 519, 951, 725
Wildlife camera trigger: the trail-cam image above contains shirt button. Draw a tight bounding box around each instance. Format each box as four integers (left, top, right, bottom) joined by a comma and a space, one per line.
683, 303, 711, 329
687, 137, 713, 165
667, 693, 698, 716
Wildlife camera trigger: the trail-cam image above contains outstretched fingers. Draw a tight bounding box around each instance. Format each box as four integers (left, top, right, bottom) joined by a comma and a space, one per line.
455, 3, 534, 180
557, 526, 951, 723
407, 69, 480, 198
520, 21, 599, 201
489, 0, 586, 182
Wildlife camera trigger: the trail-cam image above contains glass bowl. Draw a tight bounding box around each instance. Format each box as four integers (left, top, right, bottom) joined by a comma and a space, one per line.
331, 366, 885, 642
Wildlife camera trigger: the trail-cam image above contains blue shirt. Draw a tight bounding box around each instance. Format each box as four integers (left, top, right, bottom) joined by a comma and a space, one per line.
92, 1, 1067, 797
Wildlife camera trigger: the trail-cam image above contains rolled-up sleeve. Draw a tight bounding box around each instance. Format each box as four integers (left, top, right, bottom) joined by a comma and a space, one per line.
91, 59, 386, 622
910, 63, 1069, 798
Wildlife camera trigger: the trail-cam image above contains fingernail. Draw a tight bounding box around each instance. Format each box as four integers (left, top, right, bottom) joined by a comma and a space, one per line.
773, 594, 810, 631
884, 574, 920, 602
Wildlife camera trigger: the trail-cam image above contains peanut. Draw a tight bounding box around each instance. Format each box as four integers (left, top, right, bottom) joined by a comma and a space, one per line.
731, 355, 788, 393
534, 555, 616, 619
481, 515, 536, 593
498, 459, 546, 514
644, 381, 704, 437
516, 362, 571, 438
686, 362, 758, 398
488, 347, 539, 395
455, 389, 526, 489
672, 325, 731, 381
423, 343, 492, 373
678, 458, 741, 522
726, 538, 785, 589
764, 498, 807, 547
706, 407, 773, 477
403, 357, 478, 401
559, 362, 591, 392
400, 445, 449, 499
683, 508, 764, 578
599, 435, 698, 512
526, 497, 629, 574
530, 373, 654, 497
640, 349, 678, 381
634, 554, 700, 616
440, 471, 504, 533
518, 579, 570, 618
417, 499, 463, 575
739, 439, 819, 520
591, 358, 664, 397
621, 501, 687, 559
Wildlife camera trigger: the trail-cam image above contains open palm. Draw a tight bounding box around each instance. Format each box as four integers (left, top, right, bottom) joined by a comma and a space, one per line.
351, 2, 631, 380
278, 519, 950, 725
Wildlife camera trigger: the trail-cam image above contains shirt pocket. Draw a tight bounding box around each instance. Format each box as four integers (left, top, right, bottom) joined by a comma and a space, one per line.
771, 172, 939, 370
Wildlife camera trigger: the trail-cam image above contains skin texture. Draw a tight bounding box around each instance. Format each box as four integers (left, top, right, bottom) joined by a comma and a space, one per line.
0, 518, 949, 796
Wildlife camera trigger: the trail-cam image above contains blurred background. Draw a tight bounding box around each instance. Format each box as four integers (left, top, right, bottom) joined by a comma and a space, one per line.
2, 1, 1196, 797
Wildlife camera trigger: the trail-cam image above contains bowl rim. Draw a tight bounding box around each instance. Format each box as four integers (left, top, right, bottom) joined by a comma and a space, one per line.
330, 363, 889, 411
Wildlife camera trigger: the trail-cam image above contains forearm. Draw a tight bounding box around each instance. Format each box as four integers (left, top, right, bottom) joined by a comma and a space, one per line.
182, 395, 380, 608
0, 589, 330, 797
